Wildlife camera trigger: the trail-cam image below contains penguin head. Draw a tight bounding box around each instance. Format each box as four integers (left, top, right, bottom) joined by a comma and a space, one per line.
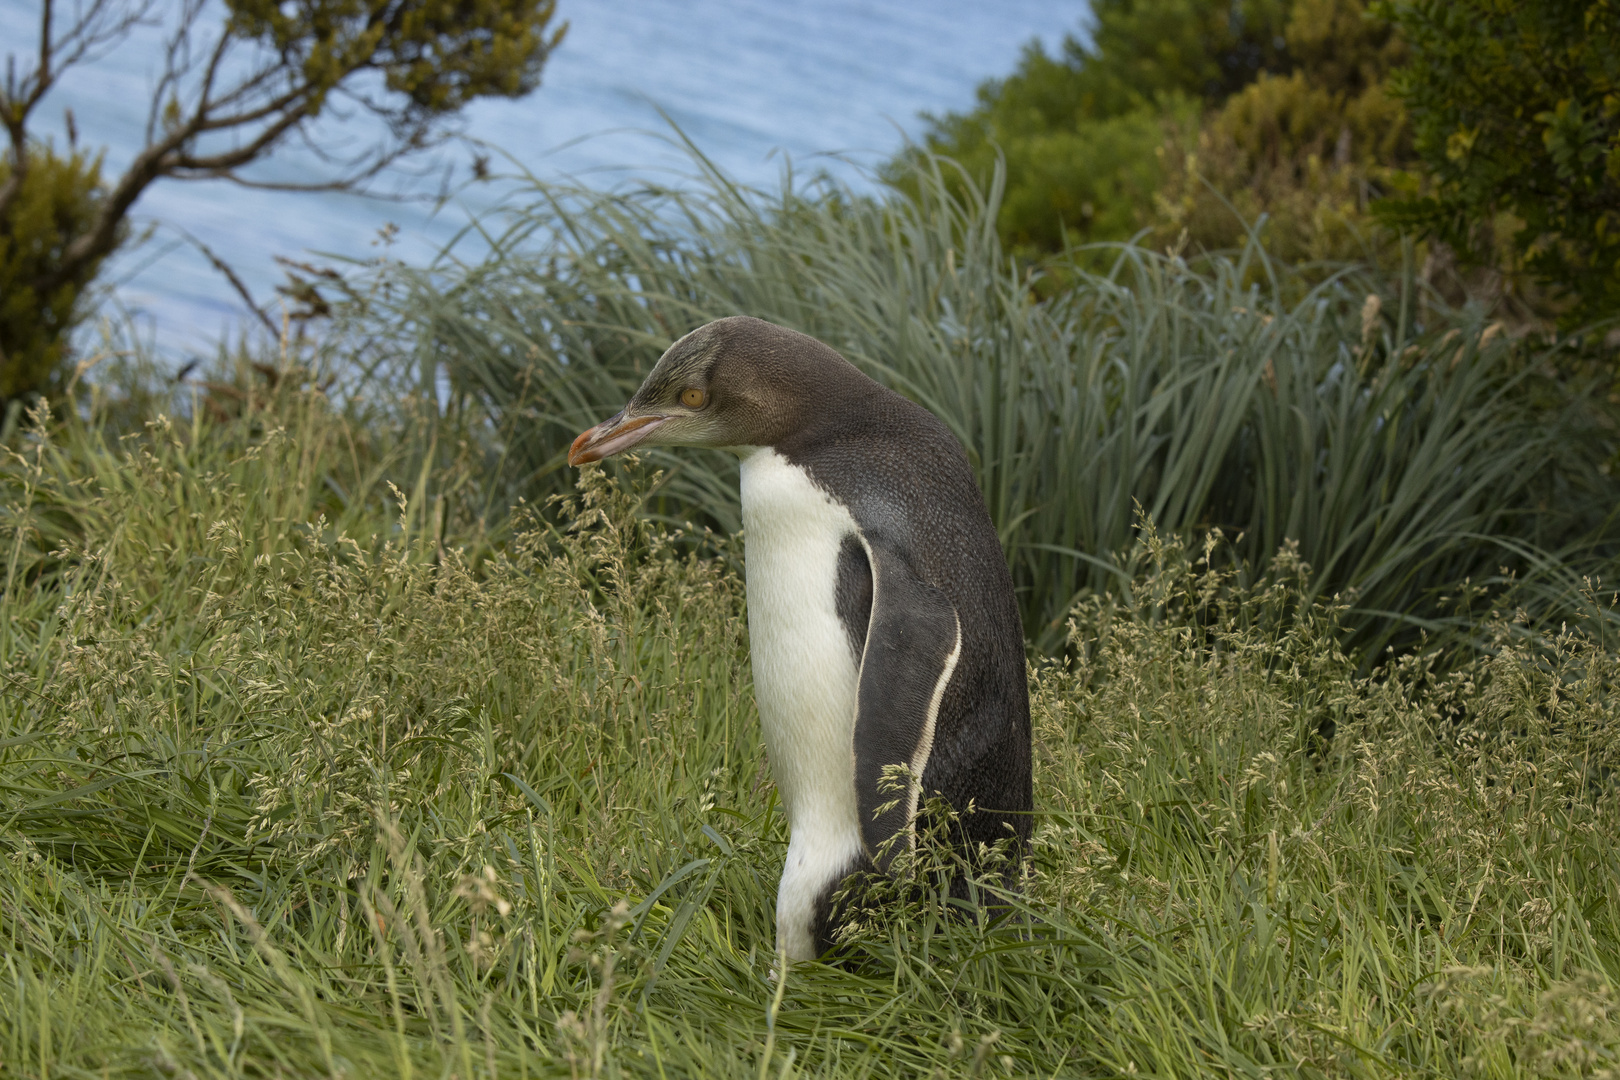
569, 316, 860, 465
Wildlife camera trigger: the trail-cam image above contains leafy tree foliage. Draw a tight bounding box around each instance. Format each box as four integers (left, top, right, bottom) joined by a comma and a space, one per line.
1156, 0, 1408, 262
226, 0, 560, 121
1375, 0, 1620, 326
0, 0, 567, 407
1063, 0, 1296, 109
894, 0, 1409, 263
903, 74, 1190, 253
0, 147, 118, 402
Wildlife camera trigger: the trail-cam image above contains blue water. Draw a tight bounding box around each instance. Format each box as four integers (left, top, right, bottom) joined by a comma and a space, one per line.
4, 0, 1088, 358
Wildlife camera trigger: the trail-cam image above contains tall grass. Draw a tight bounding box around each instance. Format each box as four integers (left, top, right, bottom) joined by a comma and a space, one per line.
331, 152, 1618, 655
2, 386, 1616, 1077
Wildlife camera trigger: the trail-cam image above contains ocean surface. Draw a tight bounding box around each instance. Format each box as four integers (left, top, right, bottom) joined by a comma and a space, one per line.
4, 0, 1090, 359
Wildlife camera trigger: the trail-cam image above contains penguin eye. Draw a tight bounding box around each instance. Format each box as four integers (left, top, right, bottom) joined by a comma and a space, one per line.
680, 387, 706, 409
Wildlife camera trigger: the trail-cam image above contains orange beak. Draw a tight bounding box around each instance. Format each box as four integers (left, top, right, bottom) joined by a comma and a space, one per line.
567, 413, 668, 466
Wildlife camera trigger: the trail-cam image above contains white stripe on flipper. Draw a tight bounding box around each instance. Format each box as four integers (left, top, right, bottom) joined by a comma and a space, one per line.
904, 610, 961, 843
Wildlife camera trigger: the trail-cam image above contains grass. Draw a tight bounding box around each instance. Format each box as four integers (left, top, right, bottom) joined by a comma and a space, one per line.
1, 379, 1617, 1078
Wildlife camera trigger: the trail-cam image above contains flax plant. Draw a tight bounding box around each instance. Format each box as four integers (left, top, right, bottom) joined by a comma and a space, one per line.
333, 151, 1616, 657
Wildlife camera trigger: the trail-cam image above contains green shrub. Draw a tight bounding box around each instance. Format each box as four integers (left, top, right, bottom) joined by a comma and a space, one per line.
896, 90, 1187, 254
1375, 0, 1620, 328
1155, 0, 1410, 260
0, 146, 116, 406
890, 0, 1411, 265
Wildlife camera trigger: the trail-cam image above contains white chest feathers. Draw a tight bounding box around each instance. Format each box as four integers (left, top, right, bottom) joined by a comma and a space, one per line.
737, 446, 865, 961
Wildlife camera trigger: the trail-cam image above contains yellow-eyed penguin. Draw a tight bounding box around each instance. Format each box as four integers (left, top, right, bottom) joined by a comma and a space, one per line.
569, 316, 1031, 961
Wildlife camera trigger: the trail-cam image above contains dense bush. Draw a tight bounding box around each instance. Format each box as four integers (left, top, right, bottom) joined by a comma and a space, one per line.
887, 0, 1410, 264
1375, 0, 1620, 327
0, 146, 116, 406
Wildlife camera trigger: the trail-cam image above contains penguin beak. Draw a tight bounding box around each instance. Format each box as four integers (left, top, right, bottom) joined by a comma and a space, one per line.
568, 411, 669, 466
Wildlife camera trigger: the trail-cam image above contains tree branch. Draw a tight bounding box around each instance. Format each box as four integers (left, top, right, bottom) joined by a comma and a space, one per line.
15, 0, 565, 315
194, 25, 234, 112
146, 0, 209, 145
173, 102, 318, 172
38, 0, 53, 95
194, 84, 318, 136
180, 149, 418, 194
0, 119, 25, 228
2, 0, 155, 225
34, 118, 194, 295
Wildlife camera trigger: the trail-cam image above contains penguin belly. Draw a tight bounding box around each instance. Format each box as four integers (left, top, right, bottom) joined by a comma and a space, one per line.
738, 446, 865, 962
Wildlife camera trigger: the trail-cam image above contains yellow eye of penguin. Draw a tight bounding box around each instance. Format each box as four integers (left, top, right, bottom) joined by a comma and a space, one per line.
680, 388, 706, 408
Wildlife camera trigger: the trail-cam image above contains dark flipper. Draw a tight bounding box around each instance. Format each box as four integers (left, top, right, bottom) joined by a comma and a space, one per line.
852, 535, 962, 871
834, 533, 873, 662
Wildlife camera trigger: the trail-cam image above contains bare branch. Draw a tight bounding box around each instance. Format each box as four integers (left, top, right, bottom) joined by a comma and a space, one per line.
2, 0, 158, 227
7, 0, 155, 124
35, 120, 193, 295
38, 0, 53, 94
198, 55, 295, 116
186, 151, 421, 195
174, 103, 318, 172
49, 0, 154, 75
194, 84, 318, 136
194, 25, 234, 112
147, 0, 210, 146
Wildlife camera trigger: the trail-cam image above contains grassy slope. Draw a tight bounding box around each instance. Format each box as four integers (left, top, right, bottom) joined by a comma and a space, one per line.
1, 391, 1616, 1078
